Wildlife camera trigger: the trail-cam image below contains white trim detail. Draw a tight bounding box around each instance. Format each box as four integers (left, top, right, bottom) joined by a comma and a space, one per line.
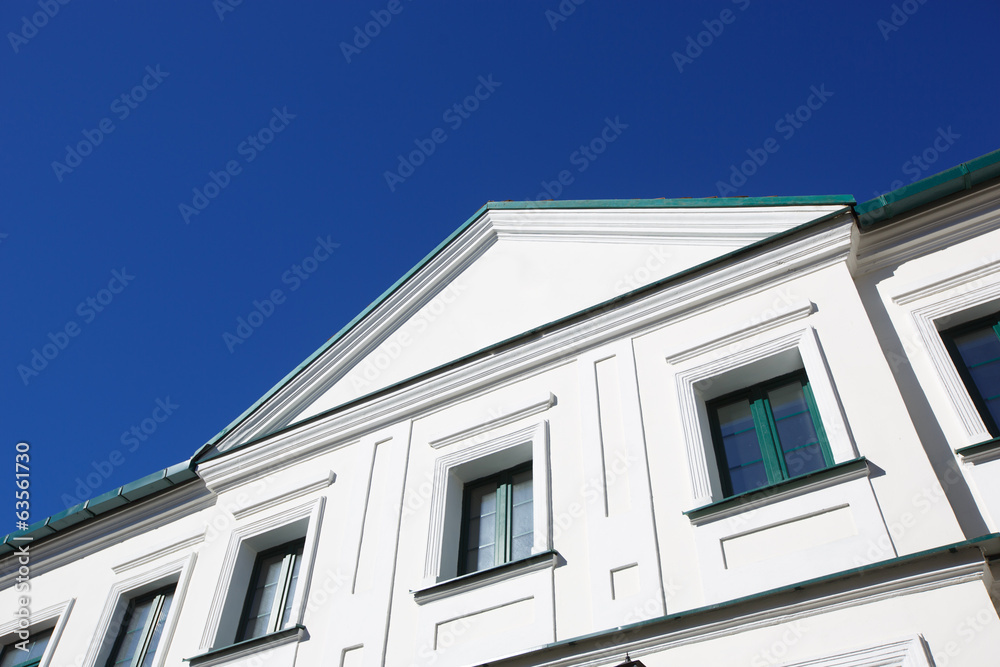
0, 598, 74, 667
422, 421, 551, 583
908, 281, 1000, 444
198, 497, 325, 650
112, 527, 205, 574
84, 553, 197, 667
231, 470, 336, 520
664, 301, 815, 364
675, 326, 855, 507
764, 634, 931, 667
427, 393, 556, 449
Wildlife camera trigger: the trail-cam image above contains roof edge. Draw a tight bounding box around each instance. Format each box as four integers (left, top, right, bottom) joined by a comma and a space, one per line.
856, 148, 1000, 230
195, 196, 854, 461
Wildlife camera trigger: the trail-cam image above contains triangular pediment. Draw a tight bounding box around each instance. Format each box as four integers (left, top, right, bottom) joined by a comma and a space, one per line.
203, 200, 851, 456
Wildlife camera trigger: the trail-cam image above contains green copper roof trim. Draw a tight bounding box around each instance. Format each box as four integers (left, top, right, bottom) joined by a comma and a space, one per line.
0, 459, 197, 555
856, 148, 1000, 230
198, 205, 854, 464
196, 196, 854, 460
486, 195, 855, 209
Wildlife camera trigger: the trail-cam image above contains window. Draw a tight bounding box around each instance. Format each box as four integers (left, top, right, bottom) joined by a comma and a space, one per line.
942, 312, 1000, 437
236, 539, 305, 641
708, 371, 833, 497
104, 586, 175, 667
459, 463, 532, 574
0, 629, 52, 667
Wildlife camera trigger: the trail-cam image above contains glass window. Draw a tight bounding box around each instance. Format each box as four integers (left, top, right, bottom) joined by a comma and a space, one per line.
942, 313, 1000, 437
0, 629, 52, 667
708, 371, 833, 497
105, 585, 175, 667
237, 539, 305, 641
460, 463, 533, 575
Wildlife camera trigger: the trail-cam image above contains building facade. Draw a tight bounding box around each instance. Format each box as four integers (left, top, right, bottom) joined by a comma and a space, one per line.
4, 151, 1000, 667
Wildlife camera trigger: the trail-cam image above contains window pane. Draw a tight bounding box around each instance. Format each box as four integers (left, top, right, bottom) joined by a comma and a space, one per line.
950, 324, 1000, 430
464, 483, 497, 573
953, 327, 1000, 368
768, 382, 825, 478
280, 543, 304, 630
714, 397, 766, 495
511, 469, 533, 561
108, 596, 155, 667
728, 460, 769, 496
138, 591, 173, 667
1, 630, 52, 667
240, 548, 292, 641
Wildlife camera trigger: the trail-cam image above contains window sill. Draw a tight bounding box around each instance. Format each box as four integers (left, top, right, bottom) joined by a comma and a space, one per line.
184, 625, 306, 666
412, 550, 559, 605
957, 436, 1000, 464
683, 457, 870, 525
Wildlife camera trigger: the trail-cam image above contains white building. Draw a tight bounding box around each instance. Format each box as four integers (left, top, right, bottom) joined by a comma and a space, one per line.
4, 150, 1000, 667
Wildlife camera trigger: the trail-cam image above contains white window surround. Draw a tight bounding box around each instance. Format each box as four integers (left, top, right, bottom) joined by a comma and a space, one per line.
84, 553, 196, 667
0, 599, 73, 667
672, 325, 856, 507
422, 421, 551, 586
896, 275, 1000, 447
198, 497, 324, 651
768, 634, 932, 667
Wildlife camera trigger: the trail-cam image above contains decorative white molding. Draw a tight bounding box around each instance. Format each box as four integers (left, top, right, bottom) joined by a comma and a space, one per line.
675, 327, 855, 507
665, 301, 815, 364
908, 280, 1000, 444
207, 207, 853, 459
854, 180, 1000, 275
892, 257, 1000, 306
199, 497, 325, 650
230, 470, 335, 520
197, 217, 855, 489
427, 393, 556, 449
85, 553, 197, 667
772, 635, 931, 667
423, 421, 551, 582
0, 598, 74, 667
488, 206, 841, 245
511, 558, 983, 667
112, 527, 205, 574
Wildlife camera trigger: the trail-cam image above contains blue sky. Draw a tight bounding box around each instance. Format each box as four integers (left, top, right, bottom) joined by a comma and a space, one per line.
3, 1, 999, 524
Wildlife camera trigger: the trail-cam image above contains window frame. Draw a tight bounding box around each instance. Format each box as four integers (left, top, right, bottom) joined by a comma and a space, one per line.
940, 311, 1000, 438
0, 629, 52, 667
707, 370, 834, 498
103, 585, 175, 667
458, 462, 533, 575
235, 538, 306, 642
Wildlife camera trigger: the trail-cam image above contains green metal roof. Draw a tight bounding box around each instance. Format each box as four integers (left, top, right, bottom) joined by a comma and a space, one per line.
856, 148, 1000, 229
0, 460, 196, 555
194, 195, 854, 461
